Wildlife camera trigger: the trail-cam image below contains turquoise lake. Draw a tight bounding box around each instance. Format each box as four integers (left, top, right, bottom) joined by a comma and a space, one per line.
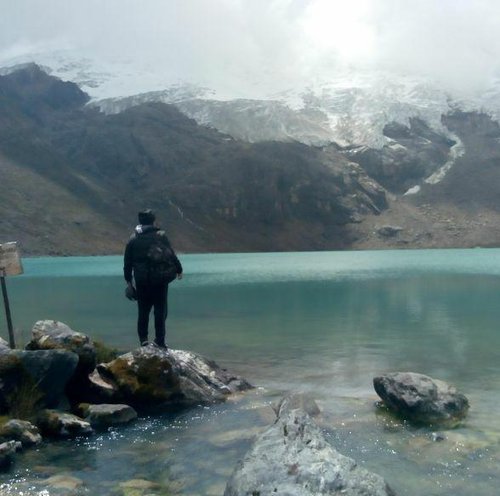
1, 249, 500, 495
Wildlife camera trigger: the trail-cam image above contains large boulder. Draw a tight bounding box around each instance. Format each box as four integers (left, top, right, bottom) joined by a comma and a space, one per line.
0, 349, 78, 413
224, 407, 395, 496
373, 372, 469, 426
95, 345, 252, 410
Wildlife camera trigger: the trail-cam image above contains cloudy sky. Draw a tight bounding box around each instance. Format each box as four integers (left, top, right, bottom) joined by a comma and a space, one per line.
1, 0, 500, 96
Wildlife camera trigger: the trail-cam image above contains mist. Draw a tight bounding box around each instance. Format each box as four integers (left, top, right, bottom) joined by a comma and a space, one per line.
1, 0, 500, 96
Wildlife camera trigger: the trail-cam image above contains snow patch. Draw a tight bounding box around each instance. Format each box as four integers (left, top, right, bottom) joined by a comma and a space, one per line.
424, 133, 465, 184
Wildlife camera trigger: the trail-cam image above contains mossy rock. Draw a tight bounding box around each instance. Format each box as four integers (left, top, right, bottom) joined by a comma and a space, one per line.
98, 348, 181, 407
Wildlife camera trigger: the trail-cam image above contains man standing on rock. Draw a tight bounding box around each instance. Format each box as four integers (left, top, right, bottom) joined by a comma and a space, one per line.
124, 209, 183, 348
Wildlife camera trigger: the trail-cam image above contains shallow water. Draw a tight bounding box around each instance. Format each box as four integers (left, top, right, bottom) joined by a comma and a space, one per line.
1, 249, 500, 495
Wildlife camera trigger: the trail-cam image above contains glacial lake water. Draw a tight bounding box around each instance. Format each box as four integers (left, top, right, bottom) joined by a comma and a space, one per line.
1, 249, 500, 495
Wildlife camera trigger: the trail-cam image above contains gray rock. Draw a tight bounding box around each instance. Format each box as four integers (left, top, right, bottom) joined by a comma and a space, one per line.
27, 320, 97, 375
224, 408, 395, 496
273, 392, 321, 418
0, 338, 10, 350
373, 372, 469, 426
377, 225, 403, 238
0, 349, 78, 412
0, 419, 42, 446
78, 403, 137, 428
42, 474, 84, 491
37, 410, 93, 438
0, 440, 22, 471
96, 345, 252, 410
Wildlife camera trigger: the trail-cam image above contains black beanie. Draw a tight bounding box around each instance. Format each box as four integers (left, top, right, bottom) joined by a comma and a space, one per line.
138, 209, 155, 225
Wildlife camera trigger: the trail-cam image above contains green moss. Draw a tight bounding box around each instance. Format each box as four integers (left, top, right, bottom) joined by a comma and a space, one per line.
106, 355, 179, 404
0, 415, 11, 428
94, 340, 120, 364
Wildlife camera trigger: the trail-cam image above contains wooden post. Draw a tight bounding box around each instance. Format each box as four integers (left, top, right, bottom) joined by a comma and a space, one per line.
0, 268, 15, 349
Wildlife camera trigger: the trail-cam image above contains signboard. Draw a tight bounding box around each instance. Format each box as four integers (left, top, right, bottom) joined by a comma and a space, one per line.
0, 242, 23, 276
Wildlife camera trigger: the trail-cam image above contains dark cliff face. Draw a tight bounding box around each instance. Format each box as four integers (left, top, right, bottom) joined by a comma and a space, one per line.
0, 65, 387, 254
416, 111, 500, 212
344, 118, 455, 194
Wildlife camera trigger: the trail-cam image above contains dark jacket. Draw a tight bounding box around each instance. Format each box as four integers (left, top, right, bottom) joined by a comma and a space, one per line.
123, 225, 183, 284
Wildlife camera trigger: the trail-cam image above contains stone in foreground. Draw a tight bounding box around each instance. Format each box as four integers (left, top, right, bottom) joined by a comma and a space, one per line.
0, 441, 22, 471
78, 403, 137, 428
37, 410, 93, 438
373, 372, 469, 426
95, 345, 252, 410
224, 408, 395, 496
0, 419, 42, 447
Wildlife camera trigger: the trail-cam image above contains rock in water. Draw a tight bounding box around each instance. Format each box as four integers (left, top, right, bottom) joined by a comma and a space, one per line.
37, 410, 93, 438
0, 441, 22, 471
0, 419, 42, 446
224, 408, 395, 496
95, 345, 252, 410
273, 392, 321, 418
373, 372, 469, 426
78, 403, 137, 428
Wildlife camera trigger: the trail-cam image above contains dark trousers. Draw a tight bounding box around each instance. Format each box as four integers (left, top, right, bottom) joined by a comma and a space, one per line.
136, 283, 168, 346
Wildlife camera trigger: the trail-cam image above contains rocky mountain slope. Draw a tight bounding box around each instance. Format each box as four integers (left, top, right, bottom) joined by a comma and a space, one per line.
0, 65, 388, 255
1, 63, 500, 255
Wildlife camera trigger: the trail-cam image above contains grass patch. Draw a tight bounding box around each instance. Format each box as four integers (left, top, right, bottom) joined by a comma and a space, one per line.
7, 374, 44, 421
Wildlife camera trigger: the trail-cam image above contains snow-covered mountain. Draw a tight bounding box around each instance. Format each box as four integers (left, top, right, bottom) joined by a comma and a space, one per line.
2, 49, 500, 151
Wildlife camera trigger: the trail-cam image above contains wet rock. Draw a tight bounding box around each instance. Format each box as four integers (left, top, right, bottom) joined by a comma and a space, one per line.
431, 432, 446, 442
373, 372, 469, 426
37, 410, 93, 438
96, 345, 252, 410
208, 426, 262, 448
273, 391, 321, 418
0, 419, 42, 446
0, 349, 78, 412
0, 440, 22, 471
117, 478, 161, 496
78, 403, 137, 428
224, 407, 395, 496
42, 474, 84, 491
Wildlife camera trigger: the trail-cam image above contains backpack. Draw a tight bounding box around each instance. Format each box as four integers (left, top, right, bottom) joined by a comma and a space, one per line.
145, 234, 177, 285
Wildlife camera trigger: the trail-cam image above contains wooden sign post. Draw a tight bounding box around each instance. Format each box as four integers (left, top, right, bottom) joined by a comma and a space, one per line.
0, 242, 23, 349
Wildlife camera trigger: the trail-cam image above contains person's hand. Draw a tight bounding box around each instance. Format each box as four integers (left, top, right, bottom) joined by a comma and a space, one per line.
125, 283, 137, 300
177, 273, 183, 280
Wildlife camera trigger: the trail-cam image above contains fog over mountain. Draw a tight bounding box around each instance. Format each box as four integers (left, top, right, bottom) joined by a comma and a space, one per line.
2, 0, 500, 99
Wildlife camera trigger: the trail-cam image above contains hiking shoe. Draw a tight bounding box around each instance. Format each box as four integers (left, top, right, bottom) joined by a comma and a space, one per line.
140, 341, 150, 347
153, 341, 168, 350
